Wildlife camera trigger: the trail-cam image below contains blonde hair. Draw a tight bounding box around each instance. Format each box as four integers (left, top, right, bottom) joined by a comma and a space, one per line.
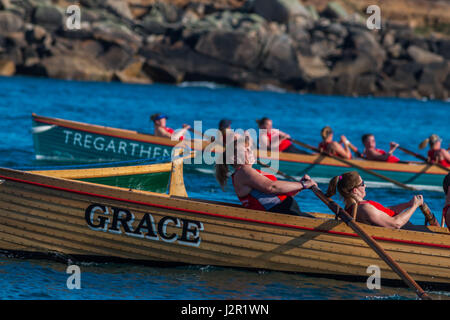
419, 134, 441, 149
321, 126, 333, 140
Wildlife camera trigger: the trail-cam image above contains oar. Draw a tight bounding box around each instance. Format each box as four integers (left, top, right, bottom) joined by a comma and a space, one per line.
419, 203, 440, 227
256, 161, 431, 300
398, 146, 450, 173
290, 139, 417, 191
310, 185, 431, 300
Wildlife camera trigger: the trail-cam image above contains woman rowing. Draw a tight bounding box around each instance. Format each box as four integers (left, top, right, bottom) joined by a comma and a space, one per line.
318, 126, 360, 159
419, 134, 450, 167
443, 173, 450, 230
215, 133, 316, 217
256, 117, 307, 154
150, 113, 190, 141
361, 133, 400, 163
326, 171, 423, 229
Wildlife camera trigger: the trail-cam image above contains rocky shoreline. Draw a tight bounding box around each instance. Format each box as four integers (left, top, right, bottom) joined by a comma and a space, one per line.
1, 0, 450, 100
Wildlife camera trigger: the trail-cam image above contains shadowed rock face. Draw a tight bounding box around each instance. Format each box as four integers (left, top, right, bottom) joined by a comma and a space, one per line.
0, 0, 449, 100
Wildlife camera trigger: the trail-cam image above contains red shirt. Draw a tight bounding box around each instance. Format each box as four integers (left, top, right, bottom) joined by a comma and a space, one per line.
364, 148, 399, 163
163, 127, 184, 141
360, 200, 396, 217
428, 149, 450, 167
267, 130, 292, 152
232, 169, 291, 211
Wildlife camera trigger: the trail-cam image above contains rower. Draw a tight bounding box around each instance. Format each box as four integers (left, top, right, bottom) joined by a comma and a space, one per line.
443, 173, 450, 230
361, 133, 400, 163
215, 133, 316, 217
150, 113, 190, 141
326, 171, 423, 229
318, 126, 359, 159
419, 134, 450, 167
256, 117, 307, 154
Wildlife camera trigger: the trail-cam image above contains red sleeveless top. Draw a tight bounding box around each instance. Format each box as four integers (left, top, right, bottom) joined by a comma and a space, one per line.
232, 169, 291, 211
364, 148, 399, 163
267, 130, 292, 152
318, 141, 352, 159
360, 200, 396, 216
163, 127, 184, 141
428, 149, 450, 167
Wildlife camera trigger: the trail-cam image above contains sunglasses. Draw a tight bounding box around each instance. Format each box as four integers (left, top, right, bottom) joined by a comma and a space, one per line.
356, 181, 365, 188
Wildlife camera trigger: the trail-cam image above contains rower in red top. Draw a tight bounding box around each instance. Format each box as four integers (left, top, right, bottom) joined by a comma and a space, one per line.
326, 171, 424, 229
419, 134, 450, 167
361, 133, 400, 163
256, 117, 308, 154
442, 173, 450, 230
318, 126, 360, 159
215, 133, 316, 217
150, 113, 190, 141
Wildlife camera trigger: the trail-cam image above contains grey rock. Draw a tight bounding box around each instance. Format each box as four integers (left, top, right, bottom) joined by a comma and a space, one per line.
33, 5, 64, 31
0, 11, 24, 33
104, 0, 133, 20
195, 30, 263, 69
253, 0, 311, 24
407, 45, 444, 65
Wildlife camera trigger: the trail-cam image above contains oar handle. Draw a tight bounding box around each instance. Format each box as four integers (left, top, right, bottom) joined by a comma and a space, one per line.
420, 203, 440, 227
310, 186, 431, 300
398, 146, 450, 173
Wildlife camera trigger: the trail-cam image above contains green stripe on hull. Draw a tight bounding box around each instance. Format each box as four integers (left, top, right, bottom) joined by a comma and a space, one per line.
33, 120, 173, 162
78, 171, 170, 193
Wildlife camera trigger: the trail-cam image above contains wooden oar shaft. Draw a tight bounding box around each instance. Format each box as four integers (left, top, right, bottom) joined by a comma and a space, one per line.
291, 139, 417, 191
420, 203, 440, 227
398, 146, 450, 173
310, 186, 431, 300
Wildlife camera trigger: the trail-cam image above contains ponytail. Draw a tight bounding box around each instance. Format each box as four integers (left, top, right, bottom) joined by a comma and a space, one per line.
215, 163, 229, 191
326, 176, 339, 197
419, 138, 429, 150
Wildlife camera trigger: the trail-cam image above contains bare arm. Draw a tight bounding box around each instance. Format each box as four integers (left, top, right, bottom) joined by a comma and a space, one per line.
358, 195, 423, 229
332, 141, 352, 159
155, 127, 172, 138
172, 124, 191, 141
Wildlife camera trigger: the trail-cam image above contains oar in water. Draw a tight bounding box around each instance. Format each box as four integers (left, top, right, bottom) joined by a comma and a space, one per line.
290, 139, 417, 191
310, 185, 432, 300
256, 161, 431, 300
398, 146, 450, 173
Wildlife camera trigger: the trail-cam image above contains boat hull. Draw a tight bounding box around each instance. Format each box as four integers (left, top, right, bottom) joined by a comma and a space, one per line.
32, 114, 447, 190
0, 168, 449, 289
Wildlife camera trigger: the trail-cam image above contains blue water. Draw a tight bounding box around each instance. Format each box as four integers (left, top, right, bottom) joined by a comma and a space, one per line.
0, 76, 449, 300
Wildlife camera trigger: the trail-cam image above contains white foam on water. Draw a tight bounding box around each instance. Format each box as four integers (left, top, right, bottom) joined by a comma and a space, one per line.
178, 81, 226, 90
31, 125, 55, 133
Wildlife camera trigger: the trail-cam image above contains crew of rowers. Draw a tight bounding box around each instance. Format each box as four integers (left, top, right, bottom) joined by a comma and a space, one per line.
150, 113, 450, 230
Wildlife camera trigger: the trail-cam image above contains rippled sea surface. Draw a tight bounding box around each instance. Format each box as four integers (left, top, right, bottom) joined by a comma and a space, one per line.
0, 76, 449, 300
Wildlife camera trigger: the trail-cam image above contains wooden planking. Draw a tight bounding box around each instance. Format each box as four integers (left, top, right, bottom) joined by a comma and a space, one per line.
0, 168, 449, 284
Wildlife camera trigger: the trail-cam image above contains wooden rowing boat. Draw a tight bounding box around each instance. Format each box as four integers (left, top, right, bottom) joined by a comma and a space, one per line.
31, 114, 447, 190
0, 158, 449, 290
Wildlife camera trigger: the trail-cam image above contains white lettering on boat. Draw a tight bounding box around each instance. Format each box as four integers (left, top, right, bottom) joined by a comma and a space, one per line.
62, 129, 171, 159
85, 204, 204, 247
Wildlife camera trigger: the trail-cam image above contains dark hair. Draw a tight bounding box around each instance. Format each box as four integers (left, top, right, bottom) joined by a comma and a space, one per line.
326, 171, 362, 200
444, 173, 450, 195
256, 117, 270, 127
362, 133, 373, 144
321, 126, 333, 140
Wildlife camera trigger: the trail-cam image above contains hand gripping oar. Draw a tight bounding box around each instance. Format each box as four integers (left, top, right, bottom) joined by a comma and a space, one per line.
310, 185, 432, 300
290, 139, 417, 191
398, 146, 450, 173
419, 203, 440, 227
256, 161, 431, 300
